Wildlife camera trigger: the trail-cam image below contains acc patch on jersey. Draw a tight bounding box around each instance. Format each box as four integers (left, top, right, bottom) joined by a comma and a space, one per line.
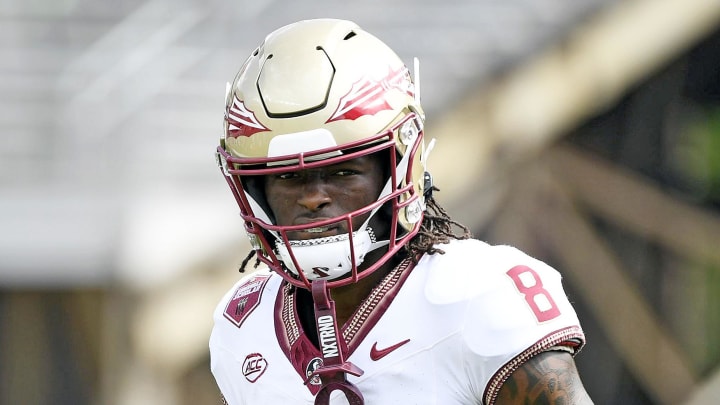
243, 353, 268, 383
223, 274, 270, 327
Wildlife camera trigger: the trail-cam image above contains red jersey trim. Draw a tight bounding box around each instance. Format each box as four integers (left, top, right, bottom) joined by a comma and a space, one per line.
482, 325, 586, 405
273, 259, 416, 395
343, 258, 414, 348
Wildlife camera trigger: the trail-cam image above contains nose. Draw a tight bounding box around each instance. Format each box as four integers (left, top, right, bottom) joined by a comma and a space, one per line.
297, 177, 331, 212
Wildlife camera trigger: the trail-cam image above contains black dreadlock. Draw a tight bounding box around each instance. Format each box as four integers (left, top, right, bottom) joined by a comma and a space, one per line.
239, 249, 260, 273
404, 186, 472, 262
236, 185, 471, 273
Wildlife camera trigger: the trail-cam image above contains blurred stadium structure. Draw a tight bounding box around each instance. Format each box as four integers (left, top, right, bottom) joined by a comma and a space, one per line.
1, 0, 720, 404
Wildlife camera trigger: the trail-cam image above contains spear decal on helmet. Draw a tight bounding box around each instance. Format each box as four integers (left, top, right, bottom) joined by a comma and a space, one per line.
226, 95, 270, 137
327, 66, 414, 123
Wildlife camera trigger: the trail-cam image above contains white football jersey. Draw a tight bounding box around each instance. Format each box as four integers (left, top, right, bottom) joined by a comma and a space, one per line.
210, 239, 585, 404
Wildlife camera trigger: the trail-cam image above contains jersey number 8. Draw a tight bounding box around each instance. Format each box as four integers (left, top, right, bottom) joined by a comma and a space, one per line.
506, 265, 561, 323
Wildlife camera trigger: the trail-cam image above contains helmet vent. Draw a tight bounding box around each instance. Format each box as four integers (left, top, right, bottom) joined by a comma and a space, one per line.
343, 31, 357, 40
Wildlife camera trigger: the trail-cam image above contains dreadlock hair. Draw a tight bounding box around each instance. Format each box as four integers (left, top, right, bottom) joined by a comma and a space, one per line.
403, 185, 472, 262
239, 249, 260, 273
237, 185, 471, 273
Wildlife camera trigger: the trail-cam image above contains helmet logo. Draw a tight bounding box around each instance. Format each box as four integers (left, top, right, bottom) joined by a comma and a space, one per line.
226, 95, 270, 137
327, 66, 413, 123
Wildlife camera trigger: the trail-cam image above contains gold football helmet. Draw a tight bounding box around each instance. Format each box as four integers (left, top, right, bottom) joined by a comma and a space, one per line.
216, 18, 430, 289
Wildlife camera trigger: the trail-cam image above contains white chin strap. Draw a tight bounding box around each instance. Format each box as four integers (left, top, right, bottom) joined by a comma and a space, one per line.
275, 225, 387, 282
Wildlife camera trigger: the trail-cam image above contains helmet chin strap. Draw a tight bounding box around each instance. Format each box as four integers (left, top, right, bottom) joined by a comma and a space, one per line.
306, 279, 365, 405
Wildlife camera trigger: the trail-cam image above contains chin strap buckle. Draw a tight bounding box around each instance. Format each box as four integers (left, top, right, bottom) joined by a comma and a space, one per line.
307, 280, 365, 405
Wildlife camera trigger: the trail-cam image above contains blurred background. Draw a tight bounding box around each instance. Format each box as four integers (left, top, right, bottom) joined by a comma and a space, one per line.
1, 0, 719, 404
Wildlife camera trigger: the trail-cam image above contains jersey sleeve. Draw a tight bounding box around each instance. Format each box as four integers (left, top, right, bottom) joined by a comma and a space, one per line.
474, 244, 585, 403
423, 240, 585, 404
462, 244, 584, 355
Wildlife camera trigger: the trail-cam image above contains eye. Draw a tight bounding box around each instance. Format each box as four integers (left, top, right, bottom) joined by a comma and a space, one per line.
333, 168, 358, 176
275, 172, 299, 180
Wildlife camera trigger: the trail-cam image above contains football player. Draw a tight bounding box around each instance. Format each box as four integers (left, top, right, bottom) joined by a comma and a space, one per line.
210, 18, 593, 405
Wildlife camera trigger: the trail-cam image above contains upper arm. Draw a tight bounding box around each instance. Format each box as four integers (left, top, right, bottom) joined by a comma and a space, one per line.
495, 351, 593, 404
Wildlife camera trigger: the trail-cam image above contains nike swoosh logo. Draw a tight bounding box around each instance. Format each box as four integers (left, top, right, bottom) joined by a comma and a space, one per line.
370, 339, 411, 361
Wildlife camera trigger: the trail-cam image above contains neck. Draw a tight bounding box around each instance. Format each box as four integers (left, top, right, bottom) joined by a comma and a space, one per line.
329, 252, 399, 326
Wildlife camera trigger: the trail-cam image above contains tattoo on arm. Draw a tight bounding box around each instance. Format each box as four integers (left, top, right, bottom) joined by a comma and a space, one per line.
495, 351, 593, 404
